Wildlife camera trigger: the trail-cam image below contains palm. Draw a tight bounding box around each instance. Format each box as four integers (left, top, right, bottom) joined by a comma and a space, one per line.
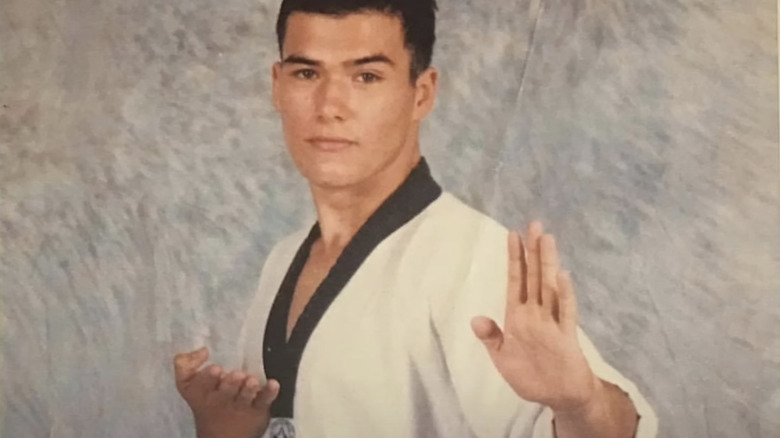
173, 348, 279, 438
472, 221, 597, 412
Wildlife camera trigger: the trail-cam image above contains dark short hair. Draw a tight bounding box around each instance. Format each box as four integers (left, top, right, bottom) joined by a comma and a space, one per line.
275, 0, 438, 82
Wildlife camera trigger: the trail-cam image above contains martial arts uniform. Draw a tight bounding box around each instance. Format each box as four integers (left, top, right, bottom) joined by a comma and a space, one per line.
237, 158, 658, 438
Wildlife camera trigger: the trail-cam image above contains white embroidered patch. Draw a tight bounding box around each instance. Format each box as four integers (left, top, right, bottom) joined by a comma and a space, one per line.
268, 417, 295, 438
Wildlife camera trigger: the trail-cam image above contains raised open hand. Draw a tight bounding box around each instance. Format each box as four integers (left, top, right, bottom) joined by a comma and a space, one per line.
173, 347, 280, 438
471, 221, 598, 413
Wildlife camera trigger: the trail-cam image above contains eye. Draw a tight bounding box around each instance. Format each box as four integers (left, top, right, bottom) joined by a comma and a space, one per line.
293, 69, 317, 80
357, 72, 381, 83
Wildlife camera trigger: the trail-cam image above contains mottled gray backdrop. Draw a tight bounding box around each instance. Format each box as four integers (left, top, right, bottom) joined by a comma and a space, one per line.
2, 0, 778, 437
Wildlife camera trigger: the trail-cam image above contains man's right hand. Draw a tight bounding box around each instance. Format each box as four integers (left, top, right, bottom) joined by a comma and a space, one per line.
173, 347, 280, 438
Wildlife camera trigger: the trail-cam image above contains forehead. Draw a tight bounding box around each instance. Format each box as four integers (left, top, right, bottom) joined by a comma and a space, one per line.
282, 11, 409, 64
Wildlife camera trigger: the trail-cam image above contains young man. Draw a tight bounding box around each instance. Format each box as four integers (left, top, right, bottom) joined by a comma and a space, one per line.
173, 1, 657, 437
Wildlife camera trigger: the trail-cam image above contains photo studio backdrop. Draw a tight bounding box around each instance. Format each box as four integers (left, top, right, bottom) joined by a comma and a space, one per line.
2, 0, 778, 436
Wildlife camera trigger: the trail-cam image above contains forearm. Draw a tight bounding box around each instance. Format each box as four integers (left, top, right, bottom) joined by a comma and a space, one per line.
552, 379, 639, 438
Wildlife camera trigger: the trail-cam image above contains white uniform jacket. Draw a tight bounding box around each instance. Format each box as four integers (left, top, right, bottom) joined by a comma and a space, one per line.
237, 158, 658, 438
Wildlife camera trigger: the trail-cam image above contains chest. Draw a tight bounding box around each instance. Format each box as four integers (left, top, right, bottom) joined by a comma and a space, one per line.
290, 263, 478, 437
287, 252, 336, 340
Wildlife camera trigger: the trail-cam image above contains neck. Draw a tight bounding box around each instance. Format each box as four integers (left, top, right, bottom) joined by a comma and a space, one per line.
309, 150, 421, 257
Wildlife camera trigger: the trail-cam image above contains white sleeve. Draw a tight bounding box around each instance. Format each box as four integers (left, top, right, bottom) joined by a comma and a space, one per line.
233, 228, 310, 379
233, 311, 249, 371
430, 226, 545, 438
232, 248, 282, 375
530, 328, 659, 438
432, 224, 657, 438
436, 288, 658, 437
232, 261, 273, 377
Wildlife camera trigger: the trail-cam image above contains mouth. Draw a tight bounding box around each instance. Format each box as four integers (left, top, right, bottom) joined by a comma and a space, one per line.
306, 136, 356, 152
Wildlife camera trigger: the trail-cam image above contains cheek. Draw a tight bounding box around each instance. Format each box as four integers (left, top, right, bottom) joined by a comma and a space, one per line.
279, 89, 313, 125
361, 90, 415, 130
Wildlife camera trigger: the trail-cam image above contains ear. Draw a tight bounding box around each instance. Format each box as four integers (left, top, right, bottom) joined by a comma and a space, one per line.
411, 66, 439, 122
271, 61, 282, 112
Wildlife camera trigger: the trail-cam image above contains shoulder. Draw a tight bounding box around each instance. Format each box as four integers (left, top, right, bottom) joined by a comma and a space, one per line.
262, 225, 311, 271
416, 192, 509, 247
250, 225, 312, 297
414, 192, 509, 274
396, 192, 510, 316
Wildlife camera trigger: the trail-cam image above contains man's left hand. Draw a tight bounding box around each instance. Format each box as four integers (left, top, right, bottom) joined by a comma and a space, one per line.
471, 220, 598, 412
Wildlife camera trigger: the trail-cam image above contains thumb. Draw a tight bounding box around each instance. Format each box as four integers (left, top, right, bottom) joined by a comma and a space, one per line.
174, 346, 209, 383
471, 316, 504, 354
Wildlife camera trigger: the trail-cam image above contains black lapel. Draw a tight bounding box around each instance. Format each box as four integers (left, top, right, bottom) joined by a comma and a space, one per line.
262, 157, 442, 418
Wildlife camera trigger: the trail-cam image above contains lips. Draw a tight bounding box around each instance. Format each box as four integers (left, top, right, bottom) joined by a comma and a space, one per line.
306, 136, 356, 152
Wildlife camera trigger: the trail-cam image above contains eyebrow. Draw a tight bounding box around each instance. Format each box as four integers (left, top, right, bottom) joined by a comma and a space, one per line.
282, 55, 320, 66
349, 54, 395, 67
281, 53, 396, 68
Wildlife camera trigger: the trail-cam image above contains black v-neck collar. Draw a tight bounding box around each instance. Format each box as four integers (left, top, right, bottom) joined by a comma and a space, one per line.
262, 157, 442, 418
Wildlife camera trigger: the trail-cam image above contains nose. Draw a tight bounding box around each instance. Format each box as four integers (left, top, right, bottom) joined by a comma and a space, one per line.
314, 76, 350, 122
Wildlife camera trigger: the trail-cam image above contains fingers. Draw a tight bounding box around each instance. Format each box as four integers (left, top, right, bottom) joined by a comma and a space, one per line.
511, 222, 576, 331
471, 316, 504, 354
517, 222, 569, 322
188, 364, 222, 399
216, 370, 247, 403
524, 221, 544, 306
236, 376, 261, 406
252, 379, 280, 411
174, 347, 209, 388
177, 353, 273, 415
557, 270, 578, 335
539, 234, 560, 316
210, 371, 273, 409
506, 231, 523, 308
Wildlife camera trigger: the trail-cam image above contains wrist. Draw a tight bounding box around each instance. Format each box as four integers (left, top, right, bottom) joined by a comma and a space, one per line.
552, 378, 640, 438
553, 377, 607, 424
194, 420, 217, 438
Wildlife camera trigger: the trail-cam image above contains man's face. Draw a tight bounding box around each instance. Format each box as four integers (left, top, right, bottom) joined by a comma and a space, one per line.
272, 11, 437, 190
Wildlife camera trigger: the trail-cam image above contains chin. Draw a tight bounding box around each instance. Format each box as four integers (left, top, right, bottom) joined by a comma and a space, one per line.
299, 159, 368, 190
